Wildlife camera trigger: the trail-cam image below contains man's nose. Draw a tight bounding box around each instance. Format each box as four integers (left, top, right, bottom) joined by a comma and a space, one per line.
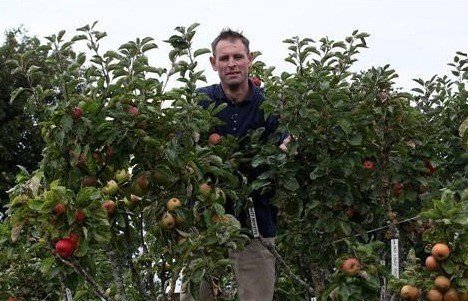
227, 57, 236, 67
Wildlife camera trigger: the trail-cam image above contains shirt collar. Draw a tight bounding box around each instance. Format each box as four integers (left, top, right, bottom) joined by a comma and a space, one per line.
214, 79, 259, 105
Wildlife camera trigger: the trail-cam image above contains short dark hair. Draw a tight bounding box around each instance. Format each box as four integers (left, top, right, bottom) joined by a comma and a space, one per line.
211, 28, 250, 56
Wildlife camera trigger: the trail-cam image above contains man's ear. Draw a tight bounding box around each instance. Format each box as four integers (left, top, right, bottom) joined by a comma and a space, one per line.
210, 56, 217, 71
248, 52, 254, 67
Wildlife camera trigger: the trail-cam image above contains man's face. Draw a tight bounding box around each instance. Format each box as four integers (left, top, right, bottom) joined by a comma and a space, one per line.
210, 39, 253, 87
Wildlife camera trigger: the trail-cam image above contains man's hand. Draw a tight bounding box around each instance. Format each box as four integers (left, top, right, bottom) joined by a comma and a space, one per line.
279, 135, 292, 152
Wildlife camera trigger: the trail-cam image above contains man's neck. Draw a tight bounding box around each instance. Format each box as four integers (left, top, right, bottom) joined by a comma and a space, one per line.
221, 81, 250, 103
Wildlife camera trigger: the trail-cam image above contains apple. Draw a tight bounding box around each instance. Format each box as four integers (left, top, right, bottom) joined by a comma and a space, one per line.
159, 212, 175, 229
208, 133, 222, 146
67, 233, 80, 250
136, 120, 148, 130
434, 275, 451, 292
166, 197, 182, 211
425, 255, 439, 271
115, 169, 130, 183
126, 106, 140, 116
426, 289, 443, 301
392, 182, 404, 196
103, 180, 119, 195
81, 175, 97, 187
130, 194, 141, 204
74, 209, 86, 223
72, 106, 83, 120
400, 285, 420, 301
199, 183, 212, 197
444, 288, 460, 301
136, 173, 149, 190
251, 76, 262, 87
432, 243, 450, 261
7, 297, 17, 301
55, 238, 75, 258
54, 203, 66, 215
92, 151, 103, 163
76, 153, 87, 168
424, 160, 436, 176
340, 258, 361, 276
105, 145, 115, 161
362, 160, 375, 171
102, 200, 116, 215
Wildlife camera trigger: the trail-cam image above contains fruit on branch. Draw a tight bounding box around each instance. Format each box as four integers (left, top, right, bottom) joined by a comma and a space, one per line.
102, 200, 116, 216
81, 175, 97, 187
362, 160, 375, 171
53, 203, 66, 216
426, 289, 443, 301
443, 288, 460, 301
432, 243, 450, 261
166, 197, 182, 211
74, 209, 86, 223
251, 76, 262, 87
159, 212, 175, 229
115, 169, 130, 183
425, 255, 439, 271
208, 133, 222, 146
199, 183, 212, 197
434, 275, 451, 292
103, 180, 119, 195
126, 106, 140, 116
340, 258, 362, 276
55, 238, 76, 258
400, 285, 420, 301
72, 106, 83, 120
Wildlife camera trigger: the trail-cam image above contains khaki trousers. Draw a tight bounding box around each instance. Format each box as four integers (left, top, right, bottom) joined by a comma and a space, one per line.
180, 237, 276, 301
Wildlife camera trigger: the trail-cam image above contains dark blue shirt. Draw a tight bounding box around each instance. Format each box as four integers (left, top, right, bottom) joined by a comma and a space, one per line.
197, 80, 278, 238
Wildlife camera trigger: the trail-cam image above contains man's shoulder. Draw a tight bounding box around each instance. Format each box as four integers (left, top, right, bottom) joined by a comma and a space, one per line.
196, 83, 220, 97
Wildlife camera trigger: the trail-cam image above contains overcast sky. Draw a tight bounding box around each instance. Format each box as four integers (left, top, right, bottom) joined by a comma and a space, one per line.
1, 0, 467, 90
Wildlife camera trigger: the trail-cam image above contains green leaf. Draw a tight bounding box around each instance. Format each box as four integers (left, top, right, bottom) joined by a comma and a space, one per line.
10, 87, 26, 104
194, 48, 211, 57
347, 133, 362, 146
28, 198, 44, 211
282, 177, 299, 191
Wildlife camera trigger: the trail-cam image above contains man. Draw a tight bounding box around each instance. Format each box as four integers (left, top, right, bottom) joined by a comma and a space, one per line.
181, 28, 283, 301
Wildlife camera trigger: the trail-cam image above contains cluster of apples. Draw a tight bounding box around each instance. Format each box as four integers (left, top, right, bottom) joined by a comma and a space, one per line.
400, 243, 466, 301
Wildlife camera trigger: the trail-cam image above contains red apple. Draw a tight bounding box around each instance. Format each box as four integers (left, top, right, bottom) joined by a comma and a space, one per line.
362, 160, 375, 171
425, 255, 439, 271
251, 76, 262, 87
208, 133, 222, 146
126, 106, 140, 116
55, 238, 75, 258
432, 243, 450, 261
67, 233, 80, 250
72, 106, 83, 120
341, 258, 362, 276
102, 200, 116, 216
74, 209, 86, 223
54, 203, 66, 215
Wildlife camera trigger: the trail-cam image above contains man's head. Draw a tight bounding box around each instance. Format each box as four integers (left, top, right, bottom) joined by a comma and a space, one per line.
210, 28, 253, 89
211, 28, 250, 56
